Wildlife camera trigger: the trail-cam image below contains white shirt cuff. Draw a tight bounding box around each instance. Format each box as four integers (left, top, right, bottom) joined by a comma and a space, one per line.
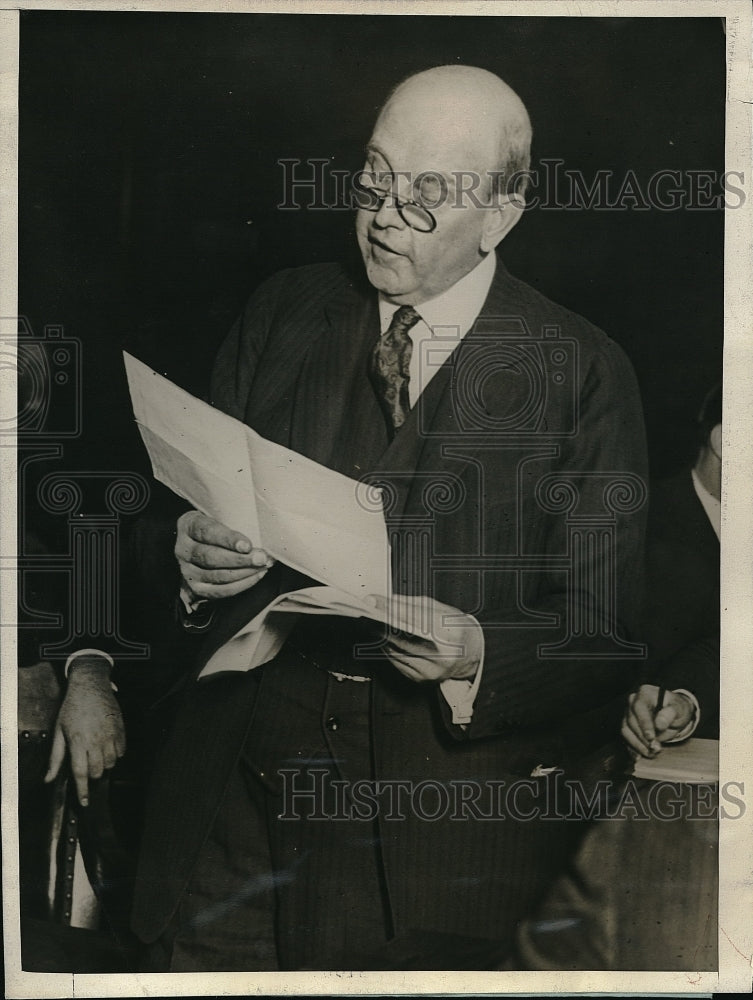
664, 688, 701, 743
439, 620, 485, 726
64, 649, 117, 691
180, 581, 208, 614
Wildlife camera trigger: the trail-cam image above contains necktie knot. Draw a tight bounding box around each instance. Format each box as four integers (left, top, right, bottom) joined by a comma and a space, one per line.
369, 305, 421, 438
390, 304, 421, 335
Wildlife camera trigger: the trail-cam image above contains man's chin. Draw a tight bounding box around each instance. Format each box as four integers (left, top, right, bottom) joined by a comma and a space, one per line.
363, 257, 415, 300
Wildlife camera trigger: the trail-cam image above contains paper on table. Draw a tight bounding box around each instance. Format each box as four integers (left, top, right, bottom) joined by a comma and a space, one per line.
124, 352, 392, 600
631, 738, 719, 784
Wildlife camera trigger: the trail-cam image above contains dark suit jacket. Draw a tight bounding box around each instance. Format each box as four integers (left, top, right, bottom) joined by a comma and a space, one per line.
131, 256, 649, 956
644, 470, 720, 736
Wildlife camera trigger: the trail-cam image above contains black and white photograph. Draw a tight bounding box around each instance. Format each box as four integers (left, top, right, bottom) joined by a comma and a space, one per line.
2, 2, 752, 995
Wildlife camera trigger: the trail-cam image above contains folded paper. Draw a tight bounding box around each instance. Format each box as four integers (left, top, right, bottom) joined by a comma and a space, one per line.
124, 351, 392, 599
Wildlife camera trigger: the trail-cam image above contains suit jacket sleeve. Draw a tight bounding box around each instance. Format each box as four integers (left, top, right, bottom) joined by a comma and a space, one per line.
654, 633, 719, 739
456, 335, 648, 741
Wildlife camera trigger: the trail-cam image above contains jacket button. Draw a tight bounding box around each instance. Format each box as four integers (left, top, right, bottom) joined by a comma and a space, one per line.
325, 715, 340, 732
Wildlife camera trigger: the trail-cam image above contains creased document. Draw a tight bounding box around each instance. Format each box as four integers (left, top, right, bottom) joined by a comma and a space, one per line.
124, 351, 392, 599
198, 586, 449, 678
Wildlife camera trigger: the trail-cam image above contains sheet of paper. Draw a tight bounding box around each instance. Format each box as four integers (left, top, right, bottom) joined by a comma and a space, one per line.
198, 585, 445, 678
124, 352, 391, 599
246, 428, 392, 598
631, 738, 719, 784
125, 352, 263, 541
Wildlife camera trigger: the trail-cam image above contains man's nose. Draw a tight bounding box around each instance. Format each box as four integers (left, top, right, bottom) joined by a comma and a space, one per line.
372, 193, 405, 229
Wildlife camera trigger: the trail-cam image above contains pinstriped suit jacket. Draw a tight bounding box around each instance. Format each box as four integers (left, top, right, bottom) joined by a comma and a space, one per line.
131, 255, 649, 951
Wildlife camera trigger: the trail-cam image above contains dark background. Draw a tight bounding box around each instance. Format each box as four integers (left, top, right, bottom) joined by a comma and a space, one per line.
19, 11, 725, 480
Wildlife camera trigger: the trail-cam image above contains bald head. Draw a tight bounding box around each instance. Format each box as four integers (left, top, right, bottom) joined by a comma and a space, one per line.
378, 66, 532, 196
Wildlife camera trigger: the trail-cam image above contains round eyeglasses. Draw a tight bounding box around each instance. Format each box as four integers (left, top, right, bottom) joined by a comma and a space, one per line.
355, 181, 437, 234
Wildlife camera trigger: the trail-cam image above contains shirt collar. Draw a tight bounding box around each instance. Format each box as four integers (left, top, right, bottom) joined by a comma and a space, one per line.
378, 251, 496, 337
691, 467, 721, 541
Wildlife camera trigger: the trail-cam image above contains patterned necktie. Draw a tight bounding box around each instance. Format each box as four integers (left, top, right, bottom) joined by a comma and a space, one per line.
369, 304, 421, 437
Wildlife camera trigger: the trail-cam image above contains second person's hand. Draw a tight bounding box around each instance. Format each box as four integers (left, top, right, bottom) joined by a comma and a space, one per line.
621, 684, 695, 757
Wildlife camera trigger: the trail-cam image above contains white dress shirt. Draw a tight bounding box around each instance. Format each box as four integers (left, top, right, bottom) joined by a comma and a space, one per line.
378, 249, 496, 406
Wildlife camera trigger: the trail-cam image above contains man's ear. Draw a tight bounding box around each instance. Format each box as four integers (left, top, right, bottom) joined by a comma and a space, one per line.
480, 192, 525, 253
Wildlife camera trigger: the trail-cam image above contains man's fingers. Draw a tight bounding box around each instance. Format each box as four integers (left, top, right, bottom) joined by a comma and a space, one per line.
623, 705, 652, 751
87, 747, 105, 781
70, 745, 90, 806
180, 569, 269, 600
181, 562, 268, 584
622, 683, 683, 755
631, 687, 659, 743
184, 512, 254, 553
384, 632, 432, 655
179, 542, 270, 572
43, 725, 66, 783
386, 652, 425, 682
654, 705, 680, 735
620, 719, 655, 758
102, 740, 119, 771
385, 647, 446, 683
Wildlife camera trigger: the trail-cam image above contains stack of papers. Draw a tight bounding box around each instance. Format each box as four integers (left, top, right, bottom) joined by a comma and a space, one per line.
632, 738, 719, 784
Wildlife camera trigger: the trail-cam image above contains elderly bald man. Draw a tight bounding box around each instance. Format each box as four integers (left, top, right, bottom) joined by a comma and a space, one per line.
131, 66, 648, 971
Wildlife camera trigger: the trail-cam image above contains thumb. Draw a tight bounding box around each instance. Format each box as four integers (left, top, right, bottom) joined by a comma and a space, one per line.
44, 724, 66, 783
654, 704, 674, 724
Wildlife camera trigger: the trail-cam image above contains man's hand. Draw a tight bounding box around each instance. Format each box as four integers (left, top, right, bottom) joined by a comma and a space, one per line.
621, 684, 696, 758
44, 657, 125, 807
378, 595, 482, 683
176, 510, 275, 601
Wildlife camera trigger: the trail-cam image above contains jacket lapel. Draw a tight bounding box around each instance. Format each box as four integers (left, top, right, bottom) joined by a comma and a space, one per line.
288, 287, 387, 474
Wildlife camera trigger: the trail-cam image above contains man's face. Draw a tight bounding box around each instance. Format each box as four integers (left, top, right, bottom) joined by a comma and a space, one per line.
355, 100, 494, 305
